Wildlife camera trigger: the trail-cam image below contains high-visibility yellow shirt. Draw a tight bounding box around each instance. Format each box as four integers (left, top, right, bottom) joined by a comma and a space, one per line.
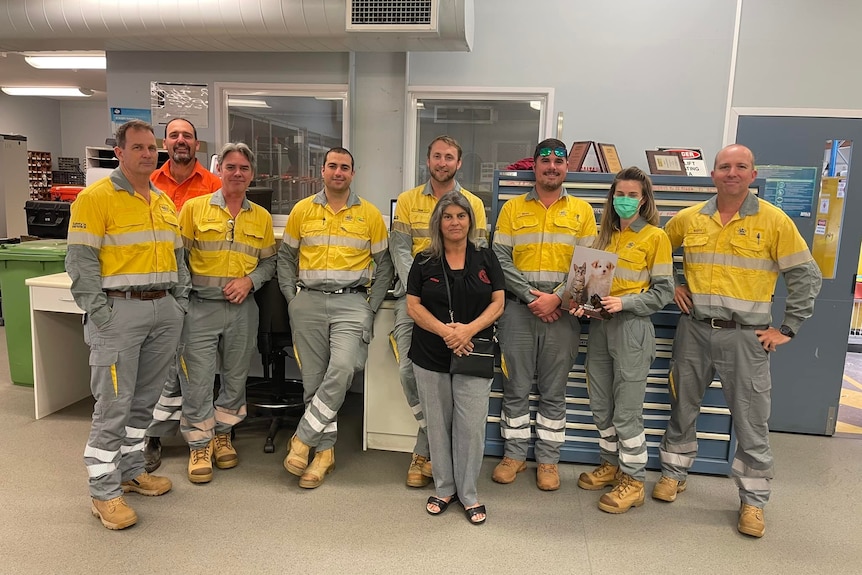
68, 169, 183, 289
493, 188, 597, 301
150, 159, 222, 212
665, 191, 820, 328
390, 181, 487, 297
605, 218, 674, 316
179, 190, 276, 299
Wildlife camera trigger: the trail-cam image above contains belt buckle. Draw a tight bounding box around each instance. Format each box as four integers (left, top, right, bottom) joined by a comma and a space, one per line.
709, 318, 721, 329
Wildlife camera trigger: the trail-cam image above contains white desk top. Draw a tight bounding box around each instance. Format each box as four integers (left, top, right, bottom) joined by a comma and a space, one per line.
25, 272, 72, 289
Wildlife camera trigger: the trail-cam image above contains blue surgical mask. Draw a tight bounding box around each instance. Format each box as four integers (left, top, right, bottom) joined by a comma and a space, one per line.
613, 196, 640, 219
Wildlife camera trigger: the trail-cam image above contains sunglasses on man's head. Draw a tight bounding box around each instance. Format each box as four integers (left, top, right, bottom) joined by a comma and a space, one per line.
538, 147, 567, 158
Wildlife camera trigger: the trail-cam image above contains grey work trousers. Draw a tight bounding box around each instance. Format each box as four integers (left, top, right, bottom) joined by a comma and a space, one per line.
178, 296, 258, 449
497, 299, 579, 463
659, 313, 774, 507
414, 364, 492, 508
289, 289, 373, 450
146, 358, 181, 438
585, 312, 654, 481
390, 296, 430, 458
83, 295, 184, 500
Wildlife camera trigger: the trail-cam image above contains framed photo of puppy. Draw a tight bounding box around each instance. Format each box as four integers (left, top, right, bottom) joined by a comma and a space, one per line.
560, 246, 618, 319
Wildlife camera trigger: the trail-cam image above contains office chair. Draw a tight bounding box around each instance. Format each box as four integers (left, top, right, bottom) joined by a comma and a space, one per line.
243, 278, 305, 453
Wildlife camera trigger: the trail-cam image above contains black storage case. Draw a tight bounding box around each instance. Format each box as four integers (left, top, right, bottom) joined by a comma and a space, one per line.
25, 200, 71, 239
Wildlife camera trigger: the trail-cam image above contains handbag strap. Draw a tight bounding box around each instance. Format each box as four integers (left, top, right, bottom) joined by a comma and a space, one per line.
440, 258, 455, 323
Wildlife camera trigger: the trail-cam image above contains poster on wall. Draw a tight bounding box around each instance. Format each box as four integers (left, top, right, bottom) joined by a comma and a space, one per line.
756, 165, 818, 218
150, 82, 208, 128
657, 147, 709, 176
110, 108, 152, 137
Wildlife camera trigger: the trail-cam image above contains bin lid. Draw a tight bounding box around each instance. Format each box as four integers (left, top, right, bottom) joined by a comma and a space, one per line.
0, 239, 67, 261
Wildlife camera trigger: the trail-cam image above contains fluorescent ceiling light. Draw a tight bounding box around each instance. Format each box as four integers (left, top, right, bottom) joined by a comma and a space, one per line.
1, 86, 94, 97
228, 98, 270, 108
23, 51, 106, 70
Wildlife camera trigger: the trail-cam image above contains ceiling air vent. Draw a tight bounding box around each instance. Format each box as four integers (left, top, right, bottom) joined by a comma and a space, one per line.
347, 0, 438, 32
434, 105, 496, 125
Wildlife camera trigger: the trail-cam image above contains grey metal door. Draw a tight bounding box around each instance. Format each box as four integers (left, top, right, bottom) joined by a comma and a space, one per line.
737, 115, 862, 434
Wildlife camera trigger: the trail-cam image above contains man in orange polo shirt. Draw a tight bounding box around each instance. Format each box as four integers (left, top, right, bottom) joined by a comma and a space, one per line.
144, 117, 222, 471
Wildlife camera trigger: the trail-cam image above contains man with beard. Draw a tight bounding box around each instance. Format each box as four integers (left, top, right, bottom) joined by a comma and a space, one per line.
389, 136, 487, 487
278, 147, 394, 489
491, 139, 596, 491
144, 117, 223, 472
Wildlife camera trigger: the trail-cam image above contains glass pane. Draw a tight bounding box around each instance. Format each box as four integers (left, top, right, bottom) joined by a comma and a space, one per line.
415, 98, 541, 210
227, 95, 344, 214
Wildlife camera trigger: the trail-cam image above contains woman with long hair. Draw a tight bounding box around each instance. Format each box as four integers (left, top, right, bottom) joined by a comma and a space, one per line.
406, 191, 505, 525
572, 167, 673, 513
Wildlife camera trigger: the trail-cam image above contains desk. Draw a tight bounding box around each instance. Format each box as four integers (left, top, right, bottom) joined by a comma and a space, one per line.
26, 272, 91, 419
363, 299, 418, 452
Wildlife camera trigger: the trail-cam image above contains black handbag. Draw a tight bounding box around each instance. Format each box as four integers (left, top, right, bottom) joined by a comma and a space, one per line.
441, 260, 496, 379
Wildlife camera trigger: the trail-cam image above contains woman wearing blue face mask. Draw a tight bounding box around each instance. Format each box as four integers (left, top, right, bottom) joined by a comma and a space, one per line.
571, 167, 673, 513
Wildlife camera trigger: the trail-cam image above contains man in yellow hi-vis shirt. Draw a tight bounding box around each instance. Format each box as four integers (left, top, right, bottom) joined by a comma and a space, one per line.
66, 120, 190, 530
654, 144, 822, 538
278, 147, 394, 489
492, 138, 597, 491
390, 135, 487, 488
176, 143, 276, 484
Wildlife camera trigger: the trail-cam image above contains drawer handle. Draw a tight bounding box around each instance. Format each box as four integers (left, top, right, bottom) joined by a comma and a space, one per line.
58, 297, 76, 302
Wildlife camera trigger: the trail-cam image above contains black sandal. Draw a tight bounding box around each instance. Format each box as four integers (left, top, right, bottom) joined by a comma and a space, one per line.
426, 495, 458, 516
464, 504, 486, 525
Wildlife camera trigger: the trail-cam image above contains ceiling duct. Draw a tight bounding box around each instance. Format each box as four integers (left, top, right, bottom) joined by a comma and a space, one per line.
0, 0, 473, 53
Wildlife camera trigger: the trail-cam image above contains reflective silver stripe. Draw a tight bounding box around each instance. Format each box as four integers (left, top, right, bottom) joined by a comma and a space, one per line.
120, 442, 145, 454
597, 425, 616, 438
158, 396, 183, 407
153, 408, 182, 421
620, 432, 645, 449
577, 234, 596, 247
536, 428, 565, 442
685, 251, 779, 272
536, 412, 564, 430
494, 232, 514, 246
620, 450, 649, 464
101, 272, 178, 289
195, 240, 260, 258
690, 293, 772, 314
102, 229, 179, 246
300, 269, 369, 282
501, 427, 531, 439
323, 421, 337, 433
124, 426, 146, 439
615, 267, 650, 283
737, 476, 770, 491
522, 270, 567, 283
304, 412, 327, 433
599, 438, 618, 451
67, 231, 102, 248
86, 462, 117, 478
659, 451, 695, 468
214, 405, 247, 426
778, 250, 814, 269
732, 457, 772, 478
370, 238, 388, 253
652, 263, 674, 276
502, 413, 530, 428
312, 395, 337, 420
285, 235, 301, 249
417, 417, 427, 429
411, 403, 423, 416
84, 445, 118, 462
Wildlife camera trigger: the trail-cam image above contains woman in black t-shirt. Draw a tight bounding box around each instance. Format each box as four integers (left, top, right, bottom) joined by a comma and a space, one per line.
406, 191, 505, 526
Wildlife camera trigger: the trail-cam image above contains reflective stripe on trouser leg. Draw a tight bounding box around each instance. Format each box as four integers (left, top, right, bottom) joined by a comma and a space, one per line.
584, 318, 619, 466
414, 364, 492, 509
497, 303, 537, 461
177, 297, 221, 448
533, 312, 578, 464
392, 296, 429, 457
147, 358, 182, 437
213, 296, 257, 435
659, 314, 714, 480
84, 296, 183, 499
290, 290, 373, 450
714, 325, 774, 507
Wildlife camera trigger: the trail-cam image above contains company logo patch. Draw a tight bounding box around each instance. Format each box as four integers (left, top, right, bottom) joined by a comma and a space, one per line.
71, 222, 87, 229
478, 269, 490, 284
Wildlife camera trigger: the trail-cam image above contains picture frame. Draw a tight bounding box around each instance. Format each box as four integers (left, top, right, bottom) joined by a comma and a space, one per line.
597, 143, 623, 174
645, 150, 688, 176
568, 141, 593, 172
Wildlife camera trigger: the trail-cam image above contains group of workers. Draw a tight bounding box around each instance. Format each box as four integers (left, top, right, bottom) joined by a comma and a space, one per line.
67, 119, 821, 538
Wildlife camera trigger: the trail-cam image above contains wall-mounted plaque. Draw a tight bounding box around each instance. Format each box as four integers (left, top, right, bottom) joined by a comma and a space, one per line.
568, 141, 593, 172
597, 143, 623, 174
645, 150, 688, 176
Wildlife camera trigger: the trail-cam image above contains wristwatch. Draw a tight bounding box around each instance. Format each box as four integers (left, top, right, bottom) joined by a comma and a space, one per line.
778, 325, 795, 338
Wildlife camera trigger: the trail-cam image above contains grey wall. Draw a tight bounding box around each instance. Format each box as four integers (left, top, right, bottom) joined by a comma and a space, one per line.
0, 93, 62, 165
59, 100, 111, 165
408, 0, 737, 170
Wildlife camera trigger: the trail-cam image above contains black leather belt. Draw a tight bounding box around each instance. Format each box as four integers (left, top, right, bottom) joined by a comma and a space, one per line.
699, 317, 768, 330
304, 286, 367, 295
105, 290, 167, 300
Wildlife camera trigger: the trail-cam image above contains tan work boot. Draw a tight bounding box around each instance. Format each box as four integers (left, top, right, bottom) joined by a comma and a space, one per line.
577, 460, 620, 490
406, 454, 431, 488
421, 458, 433, 479
492, 457, 527, 484
738, 503, 765, 538
213, 433, 238, 469
121, 471, 172, 496
598, 473, 645, 513
299, 448, 335, 489
91, 496, 138, 530
536, 463, 561, 491
188, 441, 214, 484
652, 476, 687, 502
284, 434, 311, 477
